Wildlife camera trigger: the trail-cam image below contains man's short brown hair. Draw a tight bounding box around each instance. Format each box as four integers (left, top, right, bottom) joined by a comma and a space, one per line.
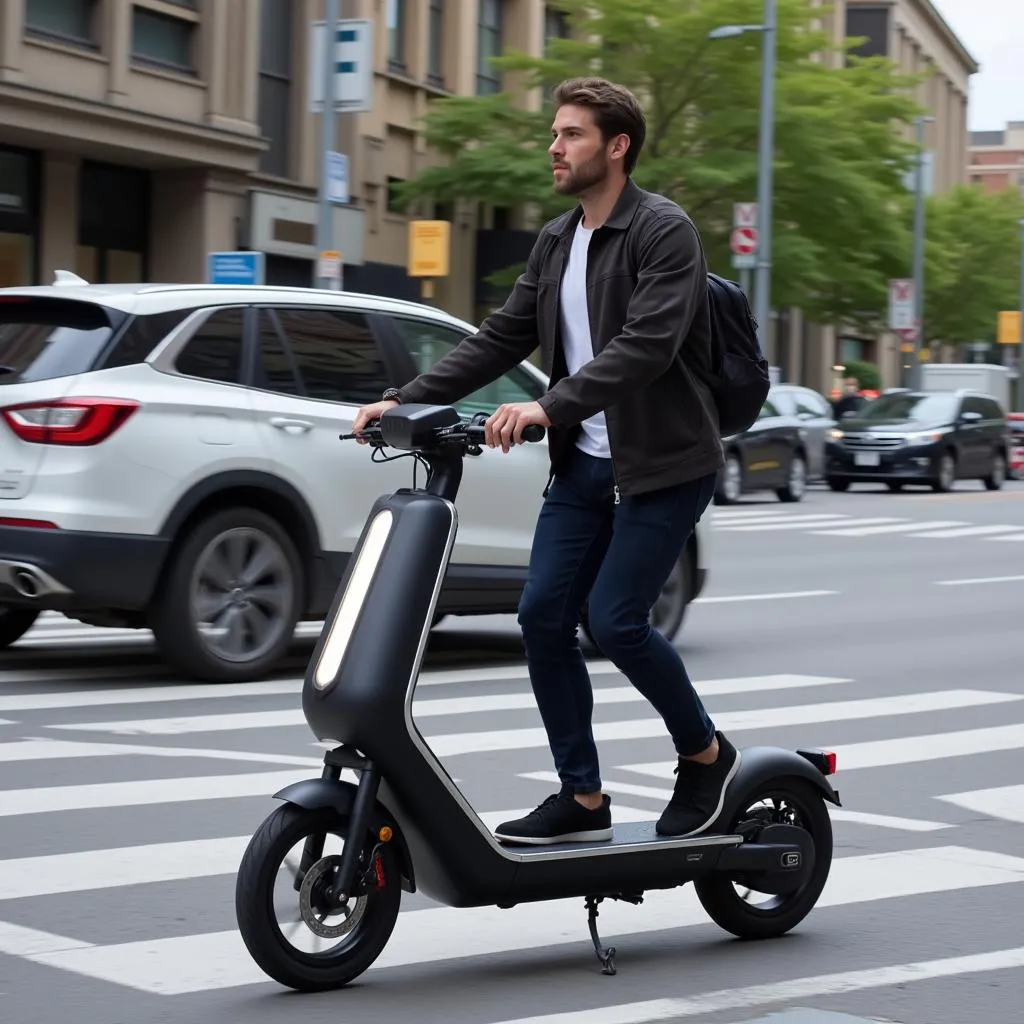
552, 77, 647, 175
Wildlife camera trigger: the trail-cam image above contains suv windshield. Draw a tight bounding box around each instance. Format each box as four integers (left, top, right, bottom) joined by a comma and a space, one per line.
856, 392, 957, 424
0, 297, 124, 384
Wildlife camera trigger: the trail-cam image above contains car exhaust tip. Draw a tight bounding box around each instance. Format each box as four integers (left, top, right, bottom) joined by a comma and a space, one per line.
11, 568, 41, 598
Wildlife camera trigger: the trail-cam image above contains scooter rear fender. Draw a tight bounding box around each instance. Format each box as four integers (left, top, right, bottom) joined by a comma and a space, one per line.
717, 746, 841, 824
274, 778, 416, 894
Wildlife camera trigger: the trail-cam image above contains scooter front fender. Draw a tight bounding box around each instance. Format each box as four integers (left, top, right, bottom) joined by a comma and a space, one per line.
274, 778, 416, 893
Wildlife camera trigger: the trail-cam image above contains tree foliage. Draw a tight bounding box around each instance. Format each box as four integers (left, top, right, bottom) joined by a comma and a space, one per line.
392, 0, 926, 328
922, 184, 1024, 346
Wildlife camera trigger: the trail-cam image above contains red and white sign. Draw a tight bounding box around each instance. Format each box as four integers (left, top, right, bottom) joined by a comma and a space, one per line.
888, 278, 915, 332
733, 203, 758, 229
730, 227, 758, 256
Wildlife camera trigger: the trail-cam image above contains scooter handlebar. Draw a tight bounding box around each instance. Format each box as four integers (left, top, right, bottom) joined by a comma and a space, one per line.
340, 415, 545, 450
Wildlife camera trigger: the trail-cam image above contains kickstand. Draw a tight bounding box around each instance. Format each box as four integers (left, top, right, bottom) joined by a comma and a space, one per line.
584, 895, 616, 975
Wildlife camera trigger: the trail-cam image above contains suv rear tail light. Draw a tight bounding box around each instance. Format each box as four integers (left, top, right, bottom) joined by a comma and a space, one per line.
1, 398, 140, 445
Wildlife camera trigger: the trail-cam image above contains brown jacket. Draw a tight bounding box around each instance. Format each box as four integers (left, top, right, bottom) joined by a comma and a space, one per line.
396, 178, 724, 495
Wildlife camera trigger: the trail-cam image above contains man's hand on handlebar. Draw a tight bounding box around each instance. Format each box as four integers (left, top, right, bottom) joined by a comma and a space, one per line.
351, 399, 399, 443
485, 402, 552, 454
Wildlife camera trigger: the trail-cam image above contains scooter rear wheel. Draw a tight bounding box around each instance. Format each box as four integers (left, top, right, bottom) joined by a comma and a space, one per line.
694, 778, 832, 940
235, 803, 402, 991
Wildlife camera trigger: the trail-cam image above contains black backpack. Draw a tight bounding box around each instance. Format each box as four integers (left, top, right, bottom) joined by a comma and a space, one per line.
703, 273, 771, 437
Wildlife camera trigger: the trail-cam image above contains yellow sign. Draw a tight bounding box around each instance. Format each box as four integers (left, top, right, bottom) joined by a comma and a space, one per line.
408, 220, 450, 278
997, 310, 1022, 344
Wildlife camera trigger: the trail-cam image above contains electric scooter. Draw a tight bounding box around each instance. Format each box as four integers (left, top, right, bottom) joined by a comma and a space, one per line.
234, 402, 841, 993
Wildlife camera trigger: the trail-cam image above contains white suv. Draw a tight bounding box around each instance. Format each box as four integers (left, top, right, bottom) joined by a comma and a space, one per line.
0, 274, 710, 681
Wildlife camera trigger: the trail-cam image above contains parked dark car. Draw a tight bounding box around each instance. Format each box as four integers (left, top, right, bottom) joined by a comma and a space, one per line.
714, 394, 810, 504
825, 389, 1009, 493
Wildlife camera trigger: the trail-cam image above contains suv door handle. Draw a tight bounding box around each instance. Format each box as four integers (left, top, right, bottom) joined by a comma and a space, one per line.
269, 417, 314, 433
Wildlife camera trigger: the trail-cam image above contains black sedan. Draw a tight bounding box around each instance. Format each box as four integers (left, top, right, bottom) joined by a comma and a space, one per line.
714, 395, 810, 505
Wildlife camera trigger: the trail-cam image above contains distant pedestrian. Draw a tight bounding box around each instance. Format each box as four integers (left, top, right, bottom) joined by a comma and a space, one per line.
832, 377, 864, 418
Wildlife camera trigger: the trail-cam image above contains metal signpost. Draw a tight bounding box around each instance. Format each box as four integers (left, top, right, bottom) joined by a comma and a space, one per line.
731, 202, 758, 298
709, 0, 777, 354
308, 9, 372, 290
1019, 217, 1024, 411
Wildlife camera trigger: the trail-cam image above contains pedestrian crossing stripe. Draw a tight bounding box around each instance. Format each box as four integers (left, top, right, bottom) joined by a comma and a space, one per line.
711, 507, 1024, 541
490, 946, 1024, 1023
0, 665, 1023, 998
0, 846, 1021, 995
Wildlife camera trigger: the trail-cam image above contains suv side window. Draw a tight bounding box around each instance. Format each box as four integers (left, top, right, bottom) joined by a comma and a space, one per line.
388, 316, 544, 415
103, 307, 198, 369
254, 310, 304, 397
980, 397, 1004, 421
962, 395, 987, 420
794, 388, 831, 418
272, 307, 387, 404
174, 307, 245, 384
758, 399, 780, 420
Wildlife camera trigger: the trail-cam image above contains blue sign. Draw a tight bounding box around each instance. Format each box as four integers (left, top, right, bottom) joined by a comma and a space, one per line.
326, 151, 348, 205
207, 251, 265, 286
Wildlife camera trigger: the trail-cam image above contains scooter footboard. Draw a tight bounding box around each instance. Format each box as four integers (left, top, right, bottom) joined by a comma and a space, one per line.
274, 778, 416, 893
715, 746, 841, 827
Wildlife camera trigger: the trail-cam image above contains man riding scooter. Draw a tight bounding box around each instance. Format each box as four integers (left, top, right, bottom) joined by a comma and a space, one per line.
352, 76, 739, 845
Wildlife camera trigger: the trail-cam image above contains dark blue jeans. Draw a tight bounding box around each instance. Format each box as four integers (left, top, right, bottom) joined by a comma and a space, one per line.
517, 447, 718, 793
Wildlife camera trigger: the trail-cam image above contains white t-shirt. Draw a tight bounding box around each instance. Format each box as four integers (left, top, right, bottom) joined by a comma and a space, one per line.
559, 220, 610, 458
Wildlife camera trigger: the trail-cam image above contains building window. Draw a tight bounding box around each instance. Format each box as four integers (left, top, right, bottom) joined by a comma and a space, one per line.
387, 0, 406, 73
77, 161, 149, 284
386, 177, 406, 214
542, 6, 568, 99
0, 148, 39, 289
544, 5, 568, 44
24, 0, 96, 45
131, 5, 196, 72
427, 0, 444, 87
258, 0, 293, 178
476, 0, 502, 96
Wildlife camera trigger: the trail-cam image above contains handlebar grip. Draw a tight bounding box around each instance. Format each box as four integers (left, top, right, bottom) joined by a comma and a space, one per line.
520, 425, 546, 443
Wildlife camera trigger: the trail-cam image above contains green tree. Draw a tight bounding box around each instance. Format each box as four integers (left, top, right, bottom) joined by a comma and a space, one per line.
922, 184, 1024, 346
392, 0, 924, 328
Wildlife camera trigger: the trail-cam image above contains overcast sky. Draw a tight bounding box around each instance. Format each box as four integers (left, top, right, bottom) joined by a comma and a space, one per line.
931, 0, 1023, 130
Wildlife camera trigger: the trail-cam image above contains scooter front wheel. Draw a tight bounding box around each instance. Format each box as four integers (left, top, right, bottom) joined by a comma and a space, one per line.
694, 777, 833, 940
235, 803, 402, 991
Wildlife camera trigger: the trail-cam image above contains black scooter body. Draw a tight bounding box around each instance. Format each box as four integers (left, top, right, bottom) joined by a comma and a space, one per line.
291, 408, 840, 910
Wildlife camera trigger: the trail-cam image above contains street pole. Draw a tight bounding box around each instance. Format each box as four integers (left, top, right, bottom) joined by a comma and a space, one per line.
753, 0, 776, 355
1018, 217, 1024, 411
316, 0, 339, 290
908, 114, 931, 389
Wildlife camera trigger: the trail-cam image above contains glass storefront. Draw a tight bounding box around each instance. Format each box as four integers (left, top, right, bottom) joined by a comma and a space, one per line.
0, 148, 39, 288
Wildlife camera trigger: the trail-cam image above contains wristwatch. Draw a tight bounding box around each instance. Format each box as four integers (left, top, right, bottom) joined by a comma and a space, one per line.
381, 388, 402, 403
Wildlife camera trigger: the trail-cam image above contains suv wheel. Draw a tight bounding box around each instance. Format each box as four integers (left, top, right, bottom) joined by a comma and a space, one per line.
984, 452, 1006, 491
714, 454, 743, 505
776, 453, 806, 502
932, 452, 956, 493
152, 507, 303, 682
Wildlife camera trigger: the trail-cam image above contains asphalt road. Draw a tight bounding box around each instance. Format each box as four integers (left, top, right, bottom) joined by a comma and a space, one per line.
0, 479, 1022, 1024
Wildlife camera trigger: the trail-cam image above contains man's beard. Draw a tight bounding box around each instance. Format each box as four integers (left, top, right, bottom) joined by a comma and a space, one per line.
553, 154, 608, 195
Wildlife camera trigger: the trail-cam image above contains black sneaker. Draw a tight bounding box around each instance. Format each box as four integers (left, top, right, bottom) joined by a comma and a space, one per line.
494, 789, 613, 845
656, 732, 741, 837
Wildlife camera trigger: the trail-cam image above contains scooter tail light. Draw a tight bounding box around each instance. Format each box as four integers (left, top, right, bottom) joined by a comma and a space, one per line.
797, 748, 837, 776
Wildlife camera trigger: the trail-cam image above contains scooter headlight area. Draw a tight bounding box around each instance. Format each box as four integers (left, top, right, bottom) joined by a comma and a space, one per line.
311, 508, 394, 692
233, 403, 842, 993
